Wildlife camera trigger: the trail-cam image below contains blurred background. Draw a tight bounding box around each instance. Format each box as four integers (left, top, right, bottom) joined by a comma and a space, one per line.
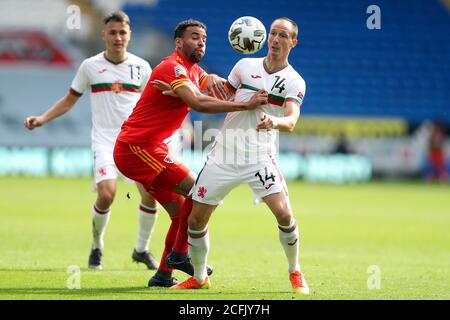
0, 0, 449, 184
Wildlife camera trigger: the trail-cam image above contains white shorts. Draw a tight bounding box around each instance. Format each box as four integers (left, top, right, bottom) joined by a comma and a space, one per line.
192, 154, 288, 205
92, 147, 133, 186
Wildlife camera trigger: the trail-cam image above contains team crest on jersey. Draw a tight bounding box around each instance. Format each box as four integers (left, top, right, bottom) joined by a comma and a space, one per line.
174, 65, 187, 78
111, 81, 123, 93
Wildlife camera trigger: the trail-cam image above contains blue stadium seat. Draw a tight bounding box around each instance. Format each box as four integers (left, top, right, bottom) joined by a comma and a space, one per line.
122, 0, 450, 125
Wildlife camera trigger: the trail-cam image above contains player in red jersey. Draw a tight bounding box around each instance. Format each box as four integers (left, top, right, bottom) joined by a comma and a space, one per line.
113, 19, 268, 287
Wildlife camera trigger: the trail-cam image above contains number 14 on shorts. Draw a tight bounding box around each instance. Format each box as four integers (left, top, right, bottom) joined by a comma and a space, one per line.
255, 167, 276, 190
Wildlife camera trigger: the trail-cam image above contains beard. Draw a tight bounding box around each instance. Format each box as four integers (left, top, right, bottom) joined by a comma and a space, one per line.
189, 48, 204, 63
189, 53, 202, 63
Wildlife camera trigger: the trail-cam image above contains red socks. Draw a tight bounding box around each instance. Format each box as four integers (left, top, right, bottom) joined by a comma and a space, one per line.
172, 196, 192, 254
157, 215, 179, 272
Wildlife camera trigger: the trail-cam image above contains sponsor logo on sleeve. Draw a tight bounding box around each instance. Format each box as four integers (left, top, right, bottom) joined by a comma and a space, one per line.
174, 65, 187, 78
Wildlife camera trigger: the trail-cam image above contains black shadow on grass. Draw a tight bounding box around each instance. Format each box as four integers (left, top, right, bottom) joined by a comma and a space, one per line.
0, 268, 65, 272
0, 268, 157, 272
0, 287, 292, 297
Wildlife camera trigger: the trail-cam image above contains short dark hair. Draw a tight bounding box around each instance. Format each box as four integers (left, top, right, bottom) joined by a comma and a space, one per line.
272, 17, 298, 39
174, 19, 207, 39
103, 11, 131, 26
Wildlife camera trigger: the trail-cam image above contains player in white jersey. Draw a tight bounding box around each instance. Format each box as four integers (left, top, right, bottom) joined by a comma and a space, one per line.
172, 18, 309, 294
24, 12, 159, 270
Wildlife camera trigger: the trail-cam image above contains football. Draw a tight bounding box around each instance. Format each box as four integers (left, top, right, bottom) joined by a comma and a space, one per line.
228, 16, 266, 54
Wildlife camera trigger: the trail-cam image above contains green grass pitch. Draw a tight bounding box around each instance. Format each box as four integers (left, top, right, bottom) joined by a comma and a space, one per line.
0, 176, 449, 300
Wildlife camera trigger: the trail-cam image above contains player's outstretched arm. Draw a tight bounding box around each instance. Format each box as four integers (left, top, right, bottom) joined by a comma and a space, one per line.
256, 100, 300, 133
152, 78, 233, 101
24, 93, 79, 130
174, 83, 267, 114
151, 80, 177, 96
205, 74, 230, 100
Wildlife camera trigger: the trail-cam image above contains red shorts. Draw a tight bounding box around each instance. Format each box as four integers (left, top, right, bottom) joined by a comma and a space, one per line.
113, 140, 190, 204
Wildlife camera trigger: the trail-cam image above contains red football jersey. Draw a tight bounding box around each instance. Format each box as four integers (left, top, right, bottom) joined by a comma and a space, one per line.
118, 50, 207, 145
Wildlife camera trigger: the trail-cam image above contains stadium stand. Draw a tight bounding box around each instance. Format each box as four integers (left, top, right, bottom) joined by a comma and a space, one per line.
122, 0, 450, 126
0, 0, 70, 32
0, 0, 448, 178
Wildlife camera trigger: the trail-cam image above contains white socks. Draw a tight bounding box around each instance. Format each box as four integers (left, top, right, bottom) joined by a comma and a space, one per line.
92, 205, 111, 250
135, 204, 158, 253
92, 203, 157, 252
188, 226, 209, 283
278, 219, 300, 273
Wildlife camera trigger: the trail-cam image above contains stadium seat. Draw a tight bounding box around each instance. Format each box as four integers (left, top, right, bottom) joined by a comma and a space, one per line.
122, 0, 450, 125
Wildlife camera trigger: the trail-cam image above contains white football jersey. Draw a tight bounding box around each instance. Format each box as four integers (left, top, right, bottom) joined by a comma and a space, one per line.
70, 52, 151, 150
211, 57, 305, 164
